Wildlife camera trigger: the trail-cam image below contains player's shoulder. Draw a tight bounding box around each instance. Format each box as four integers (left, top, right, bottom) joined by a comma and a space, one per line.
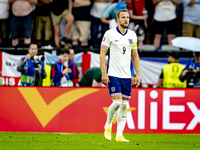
103, 28, 117, 39
127, 29, 137, 36
105, 28, 116, 35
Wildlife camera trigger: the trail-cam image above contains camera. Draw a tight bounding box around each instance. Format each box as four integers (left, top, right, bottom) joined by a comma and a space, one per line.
31, 55, 44, 69
31, 55, 44, 86
31, 55, 44, 62
186, 69, 196, 88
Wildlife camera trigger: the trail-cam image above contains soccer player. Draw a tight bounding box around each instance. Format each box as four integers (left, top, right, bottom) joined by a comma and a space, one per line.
100, 9, 140, 142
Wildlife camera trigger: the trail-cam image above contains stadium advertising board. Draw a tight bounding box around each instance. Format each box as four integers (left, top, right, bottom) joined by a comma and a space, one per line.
0, 87, 199, 134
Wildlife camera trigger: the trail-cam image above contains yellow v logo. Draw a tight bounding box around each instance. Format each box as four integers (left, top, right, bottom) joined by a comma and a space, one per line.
18, 88, 98, 128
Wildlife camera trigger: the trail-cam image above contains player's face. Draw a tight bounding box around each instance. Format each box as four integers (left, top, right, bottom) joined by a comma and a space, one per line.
28, 44, 38, 57
61, 53, 69, 63
118, 12, 130, 29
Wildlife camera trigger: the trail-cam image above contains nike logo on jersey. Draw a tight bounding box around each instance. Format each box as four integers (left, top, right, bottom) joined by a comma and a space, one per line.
115, 40, 119, 42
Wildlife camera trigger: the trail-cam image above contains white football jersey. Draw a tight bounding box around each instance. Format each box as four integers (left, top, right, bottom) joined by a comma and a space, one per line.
101, 27, 137, 78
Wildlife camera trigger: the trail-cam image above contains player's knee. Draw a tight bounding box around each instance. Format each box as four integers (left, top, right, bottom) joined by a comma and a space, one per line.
121, 100, 128, 110
113, 100, 122, 109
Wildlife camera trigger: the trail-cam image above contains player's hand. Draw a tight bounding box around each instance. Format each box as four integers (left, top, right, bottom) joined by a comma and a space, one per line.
102, 73, 110, 86
134, 75, 140, 88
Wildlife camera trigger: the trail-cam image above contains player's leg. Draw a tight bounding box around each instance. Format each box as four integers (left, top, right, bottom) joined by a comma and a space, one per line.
105, 98, 122, 141
115, 78, 131, 142
116, 99, 129, 142
104, 76, 122, 141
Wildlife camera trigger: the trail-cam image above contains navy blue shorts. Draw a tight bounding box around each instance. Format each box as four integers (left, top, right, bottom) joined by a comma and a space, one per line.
11, 13, 32, 39
108, 76, 131, 99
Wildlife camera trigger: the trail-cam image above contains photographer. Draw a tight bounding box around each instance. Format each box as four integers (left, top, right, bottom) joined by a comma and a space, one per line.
17, 44, 46, 86
180, 52, 200, 88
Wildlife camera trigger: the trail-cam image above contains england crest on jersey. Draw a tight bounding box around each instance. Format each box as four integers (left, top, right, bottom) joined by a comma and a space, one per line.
111, 87, 115, 92
128, 39, 133, 44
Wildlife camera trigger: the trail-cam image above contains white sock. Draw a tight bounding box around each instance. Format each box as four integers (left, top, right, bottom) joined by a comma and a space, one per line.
105, 99, 122, 128
116, 100, 128, 137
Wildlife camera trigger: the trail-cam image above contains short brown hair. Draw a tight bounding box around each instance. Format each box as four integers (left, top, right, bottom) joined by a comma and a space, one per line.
116, 9, 129, 19
61, 47, 70, 54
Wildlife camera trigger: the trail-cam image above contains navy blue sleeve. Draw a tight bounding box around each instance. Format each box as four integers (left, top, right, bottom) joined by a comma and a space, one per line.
52, 64, 63, 82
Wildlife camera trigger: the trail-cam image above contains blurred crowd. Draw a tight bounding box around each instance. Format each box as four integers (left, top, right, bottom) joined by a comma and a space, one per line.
16, 44, 103, 87
0, 0, 199, 50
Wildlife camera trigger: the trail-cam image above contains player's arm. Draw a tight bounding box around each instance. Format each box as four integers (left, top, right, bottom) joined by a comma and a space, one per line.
100, 46, 109, 86
131, 44, 140, 87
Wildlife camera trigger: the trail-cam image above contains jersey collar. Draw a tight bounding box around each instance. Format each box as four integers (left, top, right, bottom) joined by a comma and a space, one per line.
116, 26, 128, 36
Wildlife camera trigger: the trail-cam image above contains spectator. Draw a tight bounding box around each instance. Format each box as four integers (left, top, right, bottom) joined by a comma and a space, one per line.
100, 1, 128, 29
17, 44, 46, 86
51, 47, 74, 87
180, 52, 200, 88
51, 0, 74, 48
69, 48, 81, 86
9, 0, 37, 47
128, 0, 148, 45
34, 0, 53, 47
79, 67, 102, 87
0, 0, 9, 46
153, 0, 178, 50
71, 0, 92, 48
156, 51, 187, 88
90, 0, 112, 48
182, 0, 200, 38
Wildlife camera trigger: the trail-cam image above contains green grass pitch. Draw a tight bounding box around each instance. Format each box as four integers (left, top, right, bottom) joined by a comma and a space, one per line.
0, 132, 200, 150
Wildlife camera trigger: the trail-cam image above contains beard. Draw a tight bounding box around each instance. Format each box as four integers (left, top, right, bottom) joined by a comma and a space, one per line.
120, 23, 129, 29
